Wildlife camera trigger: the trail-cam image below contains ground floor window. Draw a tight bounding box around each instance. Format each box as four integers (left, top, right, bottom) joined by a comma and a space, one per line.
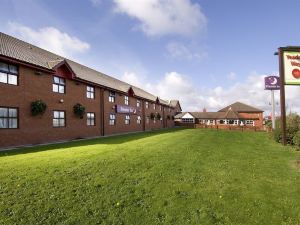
125, 115, 130, 125
146, 116, 150, 124
0, 107, 18, 129
109, 114, 116, 125
87, 112, 95, 126
137, 115, 141, 124
245, 120, 254, 125
182, 118, 194, 123
53, 111, 65, 127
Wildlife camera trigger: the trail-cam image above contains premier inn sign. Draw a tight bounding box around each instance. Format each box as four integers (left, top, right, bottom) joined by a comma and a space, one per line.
116, 105, 137, 114
283, 51, 300, 85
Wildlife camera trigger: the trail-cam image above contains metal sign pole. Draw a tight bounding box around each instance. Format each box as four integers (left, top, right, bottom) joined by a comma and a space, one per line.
278, 48, 287, 145
271, 89, 275, 130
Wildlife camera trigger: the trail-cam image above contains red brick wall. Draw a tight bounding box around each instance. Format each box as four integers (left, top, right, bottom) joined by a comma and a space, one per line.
238, 112, 264, 128
0, 62, 179, 148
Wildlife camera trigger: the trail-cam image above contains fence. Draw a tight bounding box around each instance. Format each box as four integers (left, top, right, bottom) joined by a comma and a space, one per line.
193, 124, 265, 132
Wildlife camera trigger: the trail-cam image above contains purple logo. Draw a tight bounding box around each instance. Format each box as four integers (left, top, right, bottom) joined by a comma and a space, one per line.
116, 105, 137, 114
265, 76, 280, 90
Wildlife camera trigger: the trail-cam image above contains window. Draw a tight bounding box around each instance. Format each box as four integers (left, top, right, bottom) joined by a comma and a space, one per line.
153, 117, 156, 124
245, 120, 254, 125
53, 111, 65, 127
137, 100, 140, 107
86, 86, 95, 99
137, 115, 142, 124
153, 104, 156, 110
0, 107, 18, 129
87, 113, 95, 126
146, 116, 150, 124
234, 120, 239, 125
109, 114, 116, 125
145, 101, 149, 109
169, 108, 171, 112
182, 118, 194, 123
159, 105, 162, 111
53, 76, 65, 94
0, 62, 18, 85
125, 115, 130, 124
109, 91, 115, 103
125, 96, 129, 105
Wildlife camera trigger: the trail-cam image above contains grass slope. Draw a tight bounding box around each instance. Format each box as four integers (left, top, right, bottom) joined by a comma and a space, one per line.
0, 129, 300, 225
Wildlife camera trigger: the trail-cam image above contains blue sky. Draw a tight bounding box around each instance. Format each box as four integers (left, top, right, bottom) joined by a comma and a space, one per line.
1, 0, 300, 113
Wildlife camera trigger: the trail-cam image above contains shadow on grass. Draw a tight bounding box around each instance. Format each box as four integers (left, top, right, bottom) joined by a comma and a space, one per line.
0, 128, 187, 157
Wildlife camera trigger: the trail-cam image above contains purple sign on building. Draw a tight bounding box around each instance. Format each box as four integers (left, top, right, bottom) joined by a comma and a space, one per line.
264, 76, 280, 90
116, 105, 137, 114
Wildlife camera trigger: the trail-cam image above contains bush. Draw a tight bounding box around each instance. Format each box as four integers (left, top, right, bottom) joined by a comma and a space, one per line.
273, 114, 300, 145
150, 113, 155, 120
73, 103, 85, 119
293, 130, 300, 148
156, 113, 161, 120
31, 100, 47, 116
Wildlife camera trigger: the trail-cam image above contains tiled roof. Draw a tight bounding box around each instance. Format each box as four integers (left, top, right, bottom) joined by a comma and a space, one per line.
0, 32, 174, 105
218, 102, 263, 112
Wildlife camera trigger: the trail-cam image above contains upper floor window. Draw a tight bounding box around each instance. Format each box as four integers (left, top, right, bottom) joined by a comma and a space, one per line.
109, 91, 115, 103
0, 62, 18, 85
137, 100, 141, 108
87, 112, 95, 126
125, 96, 129, 105
153, 104, 156, 110
109, 114, 116, 125
53, 76, 65, 94
137, 115, 142, 124
125, 115, 130, 124
87, 86, 95, 99
159, 105, 162, 111
0, 107, 18, 129
145, 101, 149, 109
53, 111, 65, 127
169, 108, 171, 112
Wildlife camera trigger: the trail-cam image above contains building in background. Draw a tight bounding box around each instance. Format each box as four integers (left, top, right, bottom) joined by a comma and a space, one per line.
0, 32, 181, 148
175, 102, 264, 128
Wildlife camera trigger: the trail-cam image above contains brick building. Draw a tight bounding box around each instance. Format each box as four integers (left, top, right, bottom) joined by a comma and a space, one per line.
0, 32, 181, 148
175, 102, 264, 128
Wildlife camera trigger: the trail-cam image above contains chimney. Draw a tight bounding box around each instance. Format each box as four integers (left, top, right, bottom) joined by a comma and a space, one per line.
203, 108, 207, 112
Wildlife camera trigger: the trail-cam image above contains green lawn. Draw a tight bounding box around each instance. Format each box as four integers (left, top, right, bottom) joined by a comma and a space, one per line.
1, 128, 300, 225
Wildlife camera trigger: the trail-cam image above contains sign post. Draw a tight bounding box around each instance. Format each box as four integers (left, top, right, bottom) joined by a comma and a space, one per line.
277, 47, 300, 145
264, 76, 280, 130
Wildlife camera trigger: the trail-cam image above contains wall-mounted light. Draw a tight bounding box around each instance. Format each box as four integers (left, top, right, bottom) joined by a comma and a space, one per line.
35, 71, 42, 76
59, 99, 64, 103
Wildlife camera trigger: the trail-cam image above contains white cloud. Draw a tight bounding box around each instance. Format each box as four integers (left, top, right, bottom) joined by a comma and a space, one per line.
121, 70, 300, 116
113, 0, 207, 37
90, 0, 102, 6
7, 22, 90, 58
226, 72, 236, 80
122, 72, 142, 87
166, 41, 207, 60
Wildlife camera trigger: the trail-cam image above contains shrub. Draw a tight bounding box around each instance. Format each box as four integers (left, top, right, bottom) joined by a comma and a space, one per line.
167, 115, 171, 120
273, 114, 300, 145
293, 130, 300, 148
150, 113, 155, 120
31, 100, 47, 116
156, 113, 161, 120
73, 103, 85, 119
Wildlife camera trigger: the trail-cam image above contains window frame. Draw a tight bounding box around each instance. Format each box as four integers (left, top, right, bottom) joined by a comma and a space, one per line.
109, 91, 116, 103
145, 101, 149, 109
52, 76, 66, 94
137, 115, 142, 124
86, 86, 95, 99
0, 62, 19, 86
125, 114, 130, 125
109, 113, 116, 125
87, 112, 96, 126
125, 96, 129, 105
0, 107, 19, 129
137, 100, 141, 108
53, 110, 66, 128
153, 103, 156, 110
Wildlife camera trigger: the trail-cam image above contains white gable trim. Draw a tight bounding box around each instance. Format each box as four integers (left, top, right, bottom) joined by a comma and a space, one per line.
182, 112, 194, 119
